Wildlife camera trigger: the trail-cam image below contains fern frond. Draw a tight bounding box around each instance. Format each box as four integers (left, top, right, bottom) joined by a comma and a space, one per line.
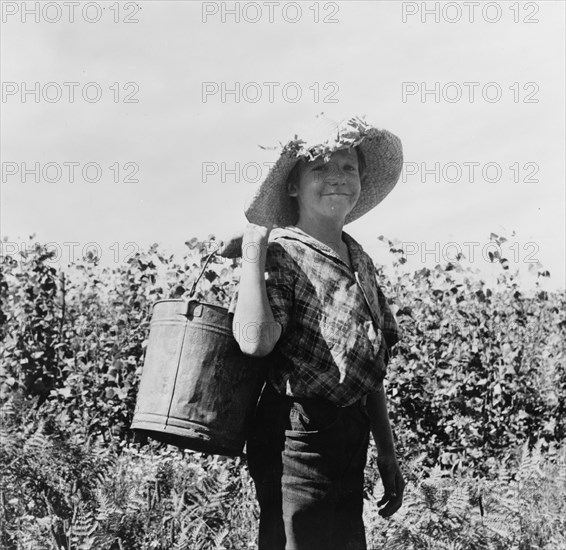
213, 527, 229, 549
419, 533, 463, 549
172, 525, 191, 550
93, 487, 117, 522
23, 423, 52, 456
445, 485, 470, 518
69, 502, 98, 548
483, 514, 517, 540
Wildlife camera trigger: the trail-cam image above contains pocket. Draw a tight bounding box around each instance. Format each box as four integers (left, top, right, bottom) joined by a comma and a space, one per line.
285, 400, 340, 437
282, 401, 342, 502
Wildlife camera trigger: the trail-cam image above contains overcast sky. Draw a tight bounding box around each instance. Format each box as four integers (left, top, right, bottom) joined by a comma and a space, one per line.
1, 1, 564, 290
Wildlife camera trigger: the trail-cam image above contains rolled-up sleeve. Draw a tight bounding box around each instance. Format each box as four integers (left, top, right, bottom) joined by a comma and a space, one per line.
228, 241, 295, 335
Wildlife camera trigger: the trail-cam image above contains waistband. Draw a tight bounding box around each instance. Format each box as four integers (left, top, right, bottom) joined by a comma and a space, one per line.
263, 381, 368, 411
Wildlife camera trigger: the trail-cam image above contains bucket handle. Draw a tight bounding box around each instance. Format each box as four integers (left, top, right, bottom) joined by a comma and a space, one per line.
188, 249, 218, 299
179, 249, 219, 316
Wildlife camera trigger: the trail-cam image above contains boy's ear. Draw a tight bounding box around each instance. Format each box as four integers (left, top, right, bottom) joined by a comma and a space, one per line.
287, 180, 298, 197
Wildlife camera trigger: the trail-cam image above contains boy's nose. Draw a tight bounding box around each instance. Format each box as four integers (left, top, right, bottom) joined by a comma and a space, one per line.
326, 164, 347, 183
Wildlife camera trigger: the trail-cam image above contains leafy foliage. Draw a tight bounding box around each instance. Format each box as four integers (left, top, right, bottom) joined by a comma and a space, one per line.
279, 114, 373, 162
375, 234, 565, 474
0, 393, 256, 550
0, 231, 564, 548
1, 237, 236, 446
365, 442, 566, 549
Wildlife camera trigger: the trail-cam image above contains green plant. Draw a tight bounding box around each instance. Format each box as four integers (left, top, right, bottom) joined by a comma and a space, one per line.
365, 442, 566, 550
1, 232, 564, 549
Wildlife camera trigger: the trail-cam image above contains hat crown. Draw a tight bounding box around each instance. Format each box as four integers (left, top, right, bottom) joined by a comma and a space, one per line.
292, 113, 340, 148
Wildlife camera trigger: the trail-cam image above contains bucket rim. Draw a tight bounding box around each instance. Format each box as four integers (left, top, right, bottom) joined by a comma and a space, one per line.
150, 298, 233, 315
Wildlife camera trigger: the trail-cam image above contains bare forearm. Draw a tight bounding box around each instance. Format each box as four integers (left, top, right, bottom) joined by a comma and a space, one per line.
366, 385, 396, 456
367, 381, 405, 516
233, 236, 281, 356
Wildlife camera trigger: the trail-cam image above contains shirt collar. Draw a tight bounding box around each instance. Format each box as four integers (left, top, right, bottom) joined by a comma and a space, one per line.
271, 225, 366, 273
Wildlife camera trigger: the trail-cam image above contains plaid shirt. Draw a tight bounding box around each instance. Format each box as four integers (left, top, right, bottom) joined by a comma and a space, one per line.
229, 225, 400, 406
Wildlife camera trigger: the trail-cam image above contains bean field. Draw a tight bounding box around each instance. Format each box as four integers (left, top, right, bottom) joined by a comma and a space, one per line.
1, 234, 564, 549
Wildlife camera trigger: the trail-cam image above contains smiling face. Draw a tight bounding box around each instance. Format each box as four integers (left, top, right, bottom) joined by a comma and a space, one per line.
287, 148, 362, 226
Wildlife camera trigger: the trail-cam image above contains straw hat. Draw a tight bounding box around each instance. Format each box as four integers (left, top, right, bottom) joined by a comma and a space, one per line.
244, 115, 403, 227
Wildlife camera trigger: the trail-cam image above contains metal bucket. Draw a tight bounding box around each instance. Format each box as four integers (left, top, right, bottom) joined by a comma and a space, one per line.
131, 253, 265, 456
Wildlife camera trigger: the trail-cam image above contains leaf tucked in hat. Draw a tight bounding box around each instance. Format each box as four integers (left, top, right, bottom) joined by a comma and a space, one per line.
261, 114, 373, 163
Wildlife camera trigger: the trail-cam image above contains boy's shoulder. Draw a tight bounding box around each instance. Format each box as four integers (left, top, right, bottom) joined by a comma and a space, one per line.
268, 226, 344, 261
270, 225, 314, 240
268, 226, 309, 254
342, 231, 379, 274
264, 228, 310, 271
268, 226, 377, 275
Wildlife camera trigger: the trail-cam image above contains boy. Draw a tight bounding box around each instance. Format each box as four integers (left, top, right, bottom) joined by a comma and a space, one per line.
229, 116, 404, 550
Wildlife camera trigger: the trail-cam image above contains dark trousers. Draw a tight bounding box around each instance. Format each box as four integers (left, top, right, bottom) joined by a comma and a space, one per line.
246, 383, 370, 550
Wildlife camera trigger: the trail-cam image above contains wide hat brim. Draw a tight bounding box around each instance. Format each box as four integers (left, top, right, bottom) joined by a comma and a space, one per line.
244, 124, 403, 227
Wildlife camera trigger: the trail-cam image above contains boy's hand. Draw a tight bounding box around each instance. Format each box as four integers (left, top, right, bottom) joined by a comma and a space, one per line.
217, 230, 243, 258
240, 223, 277, 262
218, 224, 277, 258
242, 223, 276, 246
376, 454, 405, 518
